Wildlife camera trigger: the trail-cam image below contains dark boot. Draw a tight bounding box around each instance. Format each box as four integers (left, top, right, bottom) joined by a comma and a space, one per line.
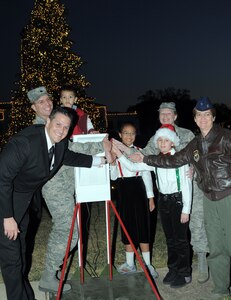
39, 270, 71, 294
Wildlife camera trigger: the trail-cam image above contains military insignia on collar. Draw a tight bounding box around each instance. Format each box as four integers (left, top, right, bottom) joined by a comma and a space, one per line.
193, 150, 200, 162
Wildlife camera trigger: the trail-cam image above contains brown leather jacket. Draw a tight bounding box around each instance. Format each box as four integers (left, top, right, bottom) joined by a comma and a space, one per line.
144, 124, 231, 201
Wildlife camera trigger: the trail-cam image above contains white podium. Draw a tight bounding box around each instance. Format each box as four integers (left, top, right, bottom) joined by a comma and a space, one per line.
73, 133, 111, 203
73, 133, 112, 284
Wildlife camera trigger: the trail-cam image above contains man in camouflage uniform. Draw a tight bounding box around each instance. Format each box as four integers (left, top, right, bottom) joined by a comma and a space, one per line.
40, 140, 105, 292
24, 87, 55, 279
28, 87, 107, 293
114, 102, 209, 284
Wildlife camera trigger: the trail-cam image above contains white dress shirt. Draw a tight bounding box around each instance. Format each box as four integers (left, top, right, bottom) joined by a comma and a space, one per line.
118, 148, 192, 214
110, 145, 154, 199
45, 128, 55, 169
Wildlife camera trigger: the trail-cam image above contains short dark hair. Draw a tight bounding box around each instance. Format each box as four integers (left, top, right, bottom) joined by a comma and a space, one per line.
60, 85, 77, 97
49, 106, 78, 137
193, 107, 216, 118
119, 122, 137, 133
49, 106, 75, 124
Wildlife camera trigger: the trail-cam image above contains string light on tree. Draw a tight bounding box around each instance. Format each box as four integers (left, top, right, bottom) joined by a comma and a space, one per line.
1, 0, 101, 147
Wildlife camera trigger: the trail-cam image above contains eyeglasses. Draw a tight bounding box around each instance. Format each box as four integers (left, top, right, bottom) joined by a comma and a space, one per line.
121, 132, 136, 136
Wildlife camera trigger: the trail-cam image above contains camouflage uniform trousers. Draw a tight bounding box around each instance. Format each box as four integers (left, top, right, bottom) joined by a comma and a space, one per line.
41, 140, 104, 274
42, 166, 77, 274
189, 180, 209, 253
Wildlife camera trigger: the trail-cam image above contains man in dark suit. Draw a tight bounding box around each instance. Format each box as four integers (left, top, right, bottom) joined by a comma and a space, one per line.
0, 106, 106, 300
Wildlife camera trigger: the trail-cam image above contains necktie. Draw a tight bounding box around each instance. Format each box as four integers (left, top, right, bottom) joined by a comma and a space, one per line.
48, 145, 55, 169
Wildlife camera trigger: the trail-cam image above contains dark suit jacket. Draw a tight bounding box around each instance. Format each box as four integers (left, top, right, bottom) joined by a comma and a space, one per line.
0, 124, 93, 223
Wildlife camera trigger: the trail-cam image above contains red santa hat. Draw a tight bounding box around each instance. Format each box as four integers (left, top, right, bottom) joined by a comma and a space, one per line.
153, 124, 180, 148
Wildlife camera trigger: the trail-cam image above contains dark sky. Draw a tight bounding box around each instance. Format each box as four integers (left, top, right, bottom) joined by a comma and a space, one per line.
1, 0, 231, 111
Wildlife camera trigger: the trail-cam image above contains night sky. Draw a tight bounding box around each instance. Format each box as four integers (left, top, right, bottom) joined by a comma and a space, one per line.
1, 0, 231, 111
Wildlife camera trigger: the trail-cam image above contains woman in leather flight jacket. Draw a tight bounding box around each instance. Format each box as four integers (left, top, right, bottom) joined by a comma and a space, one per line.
136, 97, 231, 299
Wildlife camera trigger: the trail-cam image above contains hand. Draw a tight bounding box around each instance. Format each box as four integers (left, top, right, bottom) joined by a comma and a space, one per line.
103, 136, 116, 163
180, 213, 189, 223
149, 197, 155, 212
89, 130, 100, 134
186, 166, 194, 179
128, 152, 144, 163
111, 143, 123, 158
111, 139, 131, 155
105, 149, 117, 164
103, 135, 112, 152
4, 217, 20, 240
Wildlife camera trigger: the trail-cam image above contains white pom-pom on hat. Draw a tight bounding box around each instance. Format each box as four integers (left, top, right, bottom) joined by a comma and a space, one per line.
153, 124, 180, 148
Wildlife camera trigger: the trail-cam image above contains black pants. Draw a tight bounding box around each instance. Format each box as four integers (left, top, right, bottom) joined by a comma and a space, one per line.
158, 192, 191, 277
0, 212, 35, 300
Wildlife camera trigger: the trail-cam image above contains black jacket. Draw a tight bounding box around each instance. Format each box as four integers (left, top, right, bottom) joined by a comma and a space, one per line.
0, 124, 92, 222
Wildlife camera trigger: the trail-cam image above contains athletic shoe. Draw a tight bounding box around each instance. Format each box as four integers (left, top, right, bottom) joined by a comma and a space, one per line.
147, 265, 159, 278
117, 262, 137, 274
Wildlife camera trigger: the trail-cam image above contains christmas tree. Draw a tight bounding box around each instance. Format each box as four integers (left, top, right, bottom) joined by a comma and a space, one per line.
1, 0, 101, 147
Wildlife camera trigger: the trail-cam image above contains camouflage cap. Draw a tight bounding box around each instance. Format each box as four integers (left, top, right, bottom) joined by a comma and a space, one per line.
158, 102, 176, 111
27, 86, 50, 103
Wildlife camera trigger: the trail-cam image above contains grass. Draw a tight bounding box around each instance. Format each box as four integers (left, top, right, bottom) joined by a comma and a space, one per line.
0, 201, 168, 283
30, 201, 168, 281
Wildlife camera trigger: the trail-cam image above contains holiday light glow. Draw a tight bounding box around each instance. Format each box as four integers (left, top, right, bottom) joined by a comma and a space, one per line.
1, 0, 103, 146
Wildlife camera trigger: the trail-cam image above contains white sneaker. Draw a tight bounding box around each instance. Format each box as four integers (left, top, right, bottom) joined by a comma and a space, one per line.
147, 265, 159, 278
117, 262, 137, 274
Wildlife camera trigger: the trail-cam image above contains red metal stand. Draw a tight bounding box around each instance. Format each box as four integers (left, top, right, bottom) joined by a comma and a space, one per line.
56, 203, 80, 300
56, 200, 162, 300
109, 200, 161, 300
106, 200, 113, 280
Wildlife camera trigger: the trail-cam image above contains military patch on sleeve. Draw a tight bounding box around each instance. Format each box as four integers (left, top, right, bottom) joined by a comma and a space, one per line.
193, 150, 200, 162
